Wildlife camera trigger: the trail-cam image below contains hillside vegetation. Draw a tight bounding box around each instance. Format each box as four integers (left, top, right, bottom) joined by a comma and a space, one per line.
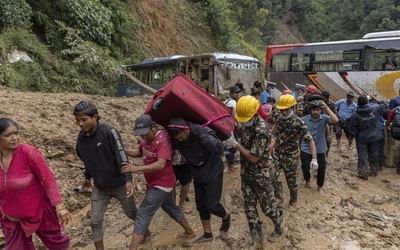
0, 0, 399, 96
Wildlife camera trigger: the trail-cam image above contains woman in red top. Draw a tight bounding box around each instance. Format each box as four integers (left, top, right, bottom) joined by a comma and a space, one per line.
0, 118, 71, 250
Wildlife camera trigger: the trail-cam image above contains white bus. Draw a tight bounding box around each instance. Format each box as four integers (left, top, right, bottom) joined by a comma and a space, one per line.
265, 31, 400, 100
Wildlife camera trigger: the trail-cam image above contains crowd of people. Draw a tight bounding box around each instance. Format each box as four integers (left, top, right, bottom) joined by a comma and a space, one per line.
1, 82, 399, 250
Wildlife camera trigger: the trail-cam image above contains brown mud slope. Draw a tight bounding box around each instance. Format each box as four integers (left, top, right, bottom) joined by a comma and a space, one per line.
130, 0, 216, 57
0, 87, 399, 250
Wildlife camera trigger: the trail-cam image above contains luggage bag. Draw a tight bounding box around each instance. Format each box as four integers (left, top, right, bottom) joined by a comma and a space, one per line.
144, 74, 234, 140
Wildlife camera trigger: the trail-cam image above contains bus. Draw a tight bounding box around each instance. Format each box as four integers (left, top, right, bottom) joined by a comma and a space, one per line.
118, 53, 262, 97
265, 30, 400, 101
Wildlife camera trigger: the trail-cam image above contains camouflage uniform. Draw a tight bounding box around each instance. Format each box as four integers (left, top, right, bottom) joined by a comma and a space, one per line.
239, 115, 281, 238
296, 95, 304, 114
272, 112, 313, 205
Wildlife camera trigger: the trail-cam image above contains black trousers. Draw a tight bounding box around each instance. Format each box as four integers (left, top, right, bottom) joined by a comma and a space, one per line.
300, 151, 327, 187
193, 172, 227, 220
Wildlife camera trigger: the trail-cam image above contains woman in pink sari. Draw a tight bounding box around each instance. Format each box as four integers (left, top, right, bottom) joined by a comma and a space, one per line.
0, 118, 72, 250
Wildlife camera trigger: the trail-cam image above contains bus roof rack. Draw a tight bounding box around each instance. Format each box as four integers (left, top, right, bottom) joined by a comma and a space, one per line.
362, 30, 400, 39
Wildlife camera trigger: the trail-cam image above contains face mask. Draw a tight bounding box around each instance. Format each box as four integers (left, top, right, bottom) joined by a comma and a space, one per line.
242, 118, 254, 127
280, 110, 294, 120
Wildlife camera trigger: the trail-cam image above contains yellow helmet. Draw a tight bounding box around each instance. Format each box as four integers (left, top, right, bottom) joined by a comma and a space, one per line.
235, 95, 260, 122
276, 94, 297, 110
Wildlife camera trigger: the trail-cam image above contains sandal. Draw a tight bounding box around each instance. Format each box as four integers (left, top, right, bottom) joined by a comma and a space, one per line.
73, 186, 92, 196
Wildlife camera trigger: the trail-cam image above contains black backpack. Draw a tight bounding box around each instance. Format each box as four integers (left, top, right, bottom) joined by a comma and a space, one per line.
391, 106, 400, 140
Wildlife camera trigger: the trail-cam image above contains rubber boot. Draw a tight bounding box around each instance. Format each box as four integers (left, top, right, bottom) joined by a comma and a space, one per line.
249, 236, 264, 250
289, 190, 297, 207
271, 210, 283, 238
249, 223, 264, 250
274, 182, 284, 206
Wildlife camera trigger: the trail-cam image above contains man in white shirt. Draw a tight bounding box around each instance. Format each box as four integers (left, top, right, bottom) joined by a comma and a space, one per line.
223, 85, 242, 173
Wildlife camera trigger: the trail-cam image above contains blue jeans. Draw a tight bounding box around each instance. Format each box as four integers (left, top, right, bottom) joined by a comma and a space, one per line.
134, 187, 184, 235
90, 185, 137, 241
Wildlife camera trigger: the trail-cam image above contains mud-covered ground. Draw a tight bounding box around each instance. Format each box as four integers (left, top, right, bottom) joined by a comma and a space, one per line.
0, 87, 399, 249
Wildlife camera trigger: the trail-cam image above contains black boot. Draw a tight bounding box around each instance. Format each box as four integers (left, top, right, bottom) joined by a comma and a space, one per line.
270, 210, 283, 238
289, 190, 297, 207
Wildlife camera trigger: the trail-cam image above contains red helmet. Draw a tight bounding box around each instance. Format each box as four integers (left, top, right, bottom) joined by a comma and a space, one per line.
282, 89, 293, 95
306, 85, 317, 93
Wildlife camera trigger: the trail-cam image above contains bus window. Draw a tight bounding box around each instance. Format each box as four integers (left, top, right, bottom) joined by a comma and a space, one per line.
201, 68, 209, 81
291, 53, 310, 72
313, 52, 343, 71
272, 54, 290, 71
152, 70, 161, 84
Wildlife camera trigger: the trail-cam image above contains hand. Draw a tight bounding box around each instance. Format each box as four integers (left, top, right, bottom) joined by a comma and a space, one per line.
225, 132, 238, 149
270, 138, 275, 154
326, 135, 332, 144
320, 100, 328, 109
310, 159, 319, 172
81, 178, 92, 189
1, 209, 20, 222
125, 181, 134, 198
121, 162, 139, 173
55, 204, 72, 225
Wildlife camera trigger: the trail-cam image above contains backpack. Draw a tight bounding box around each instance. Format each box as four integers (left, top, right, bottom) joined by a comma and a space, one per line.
390, 106, 400, 140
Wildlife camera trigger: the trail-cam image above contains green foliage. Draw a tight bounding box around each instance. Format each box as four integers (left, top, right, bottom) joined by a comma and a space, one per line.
0, 27, 116, 95
300, 0, 400, 42
0, 0, 33, 30
99, 0, 142, 61
2, 0, 400, 98
62, 37, 119, 82
67, 0, 114, 47
193, 0, 240, 51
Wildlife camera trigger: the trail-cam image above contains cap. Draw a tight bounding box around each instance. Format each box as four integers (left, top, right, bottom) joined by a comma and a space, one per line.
229, 85, 242, 93
347, 92, 355, 98
307, 93, 323, 102
308, 100, 322, 108
294, 83, 306, 90
134, 114, 153, 136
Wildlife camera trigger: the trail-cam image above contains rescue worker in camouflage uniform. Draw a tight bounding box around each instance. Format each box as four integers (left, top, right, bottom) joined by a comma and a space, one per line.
225, 95, 283, 249
272, 94, 317, 207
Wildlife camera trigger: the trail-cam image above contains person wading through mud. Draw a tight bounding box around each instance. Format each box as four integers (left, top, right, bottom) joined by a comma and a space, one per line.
73, 101, 143, 250
270, 94, 317, 208
0, 118, 72, 250
349, 95, 388, 179
167, 117, 231, 243
122, 114, 195, 250
225, 95, 283, 249
300, 99, 338, 191
335, 92, 357, 151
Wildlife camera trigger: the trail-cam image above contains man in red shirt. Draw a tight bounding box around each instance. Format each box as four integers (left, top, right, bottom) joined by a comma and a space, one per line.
122, 114, 195, 250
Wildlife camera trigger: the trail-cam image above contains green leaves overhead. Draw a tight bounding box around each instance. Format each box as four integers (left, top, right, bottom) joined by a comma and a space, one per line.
67, 0, 114, 47
0, 0, 33, 30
